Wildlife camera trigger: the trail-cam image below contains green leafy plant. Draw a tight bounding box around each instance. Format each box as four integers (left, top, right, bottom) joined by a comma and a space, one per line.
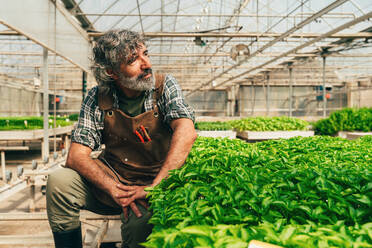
68, 113, 79, 121
144, 136, 372, 247
313, 108, 372, 135
195, 117, 309, 132
0, 116, 75, 130
195, 121, 233, 131
229, 116, 309, 132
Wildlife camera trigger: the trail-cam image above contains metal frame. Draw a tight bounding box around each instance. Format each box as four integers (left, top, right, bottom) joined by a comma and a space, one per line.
186, 0, 351, 96
187, 10, 372, 95
0, 0, 371, 117
0, 0, 91, 72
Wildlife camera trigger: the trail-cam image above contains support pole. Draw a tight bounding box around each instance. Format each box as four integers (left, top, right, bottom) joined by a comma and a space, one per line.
231, 85, 236, 117
227, 88, 231, 116
235, 84, 240, 116
43, 48, 49, 161
322, 56, 327, 117
289, 65, 293, 117
346, 82, 353, 107
82, 71, 87, 100
1, 151, 5, 182
266, 73, 270, 116
29, 183, 35, 212
251, 81, 255, 116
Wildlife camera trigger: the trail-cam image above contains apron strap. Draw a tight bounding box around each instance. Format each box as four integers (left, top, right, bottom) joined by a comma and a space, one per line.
153, 73, 165, 110
154, 74, 165, 99
98, 86, 114, 111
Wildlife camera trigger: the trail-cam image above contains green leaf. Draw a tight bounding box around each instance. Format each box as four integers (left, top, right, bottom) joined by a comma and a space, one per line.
195, 237, 212, 247
262, 196, 273, 208
225, 241, 249, 248
180, 226, 210, 237
297, 205, 312, 216
280, 226, 296, 242
291, 234, 310, 243
353, 194, 371, 206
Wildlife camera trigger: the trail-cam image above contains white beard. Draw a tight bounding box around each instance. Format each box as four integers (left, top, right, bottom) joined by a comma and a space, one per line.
117, 73, 154, 91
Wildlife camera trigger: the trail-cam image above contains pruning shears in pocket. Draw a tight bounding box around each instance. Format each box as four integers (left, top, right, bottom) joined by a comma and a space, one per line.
134, 125, 152, 143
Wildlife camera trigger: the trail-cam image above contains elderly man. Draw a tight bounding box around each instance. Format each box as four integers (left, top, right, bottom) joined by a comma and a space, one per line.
46, 29, 197, 248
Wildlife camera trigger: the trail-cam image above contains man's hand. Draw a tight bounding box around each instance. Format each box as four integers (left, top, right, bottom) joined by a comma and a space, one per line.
115, 184, 148, 204
110, 184, 149, 218
66, 143, 151, 219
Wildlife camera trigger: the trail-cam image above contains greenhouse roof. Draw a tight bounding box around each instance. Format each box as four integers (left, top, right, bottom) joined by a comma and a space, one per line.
0, 0, 371, 94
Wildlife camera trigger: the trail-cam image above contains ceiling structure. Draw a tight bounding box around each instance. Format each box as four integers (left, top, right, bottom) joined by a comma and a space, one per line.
0, 0, 371, 96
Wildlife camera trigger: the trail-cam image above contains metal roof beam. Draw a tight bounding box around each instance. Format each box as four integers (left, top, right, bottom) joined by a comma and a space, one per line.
200, 11, 372, 93
88, 31, 372, 39
4, 30, 370, 39
0, 0, 91, 72
61, 0, 94, 30
185, 0, 350, 96
76, 12, 356, 19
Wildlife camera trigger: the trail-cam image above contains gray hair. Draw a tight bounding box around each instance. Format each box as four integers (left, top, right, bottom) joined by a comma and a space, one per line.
91, 29, 146, 87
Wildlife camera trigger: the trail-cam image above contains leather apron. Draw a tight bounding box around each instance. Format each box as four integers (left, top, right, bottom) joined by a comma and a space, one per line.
93, 74, 172, 207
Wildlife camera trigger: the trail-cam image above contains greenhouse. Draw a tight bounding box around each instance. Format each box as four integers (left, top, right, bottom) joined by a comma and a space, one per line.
0, 0, 371, 247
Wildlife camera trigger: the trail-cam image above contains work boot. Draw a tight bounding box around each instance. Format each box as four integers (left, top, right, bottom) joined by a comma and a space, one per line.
52, 226, 82, 248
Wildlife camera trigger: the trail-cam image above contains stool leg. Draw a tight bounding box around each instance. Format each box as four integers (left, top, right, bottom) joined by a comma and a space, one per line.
1, 151, 5, 182
29, 184, 35, 212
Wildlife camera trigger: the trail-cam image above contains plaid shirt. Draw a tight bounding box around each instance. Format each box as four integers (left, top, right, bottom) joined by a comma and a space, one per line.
71, 74, 195, 150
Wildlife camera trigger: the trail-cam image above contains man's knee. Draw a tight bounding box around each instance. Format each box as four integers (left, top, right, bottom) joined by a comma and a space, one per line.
46, 167, 85, 232
47, 167, 80, 191
46, 167, 88, 206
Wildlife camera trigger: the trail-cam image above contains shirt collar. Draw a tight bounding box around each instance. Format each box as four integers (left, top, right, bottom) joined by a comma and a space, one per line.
111, 85, 154, 106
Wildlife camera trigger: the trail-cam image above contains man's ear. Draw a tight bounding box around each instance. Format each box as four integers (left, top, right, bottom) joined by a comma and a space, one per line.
106, 68, 118, 80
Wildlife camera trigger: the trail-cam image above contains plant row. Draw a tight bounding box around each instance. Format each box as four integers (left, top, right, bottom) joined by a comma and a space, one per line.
195, 116, 309, 132
145, 135, 372, 247
195, 121, 233, 131
0, 114, 78, 130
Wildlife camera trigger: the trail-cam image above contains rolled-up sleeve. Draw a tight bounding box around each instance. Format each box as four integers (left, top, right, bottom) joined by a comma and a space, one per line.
159, 75, 195, 125
71, 87, 104, 151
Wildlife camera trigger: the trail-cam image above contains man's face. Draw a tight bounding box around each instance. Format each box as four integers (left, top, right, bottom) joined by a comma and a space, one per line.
115, 44, 154, 91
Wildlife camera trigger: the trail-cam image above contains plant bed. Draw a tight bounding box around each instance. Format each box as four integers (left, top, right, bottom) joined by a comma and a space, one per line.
0, 125, 75, 140
0, 115, 77, 131
237, 130, 314, 141
337, 131, 349, 139
230, 116, 311, 141
195, 121, 236, 139
337, 131, 372, 140
346, 132, 372, 140
144, 136, 372, 248
197, 130, 237, 139
195, 117, 311, 140
230, 116, 309, 132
